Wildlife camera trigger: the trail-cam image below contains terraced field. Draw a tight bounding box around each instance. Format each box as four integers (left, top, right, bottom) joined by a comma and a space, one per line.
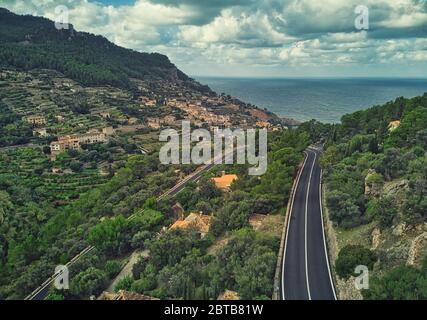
0, 147, 110, 201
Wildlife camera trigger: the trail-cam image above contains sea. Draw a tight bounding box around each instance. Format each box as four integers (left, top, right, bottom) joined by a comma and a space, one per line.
196, 77, 427, 123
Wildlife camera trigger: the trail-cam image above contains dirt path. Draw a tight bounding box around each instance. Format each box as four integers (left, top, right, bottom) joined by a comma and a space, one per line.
106, 250, 149, 292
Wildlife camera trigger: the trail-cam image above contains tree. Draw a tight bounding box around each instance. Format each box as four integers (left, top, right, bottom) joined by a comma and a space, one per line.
131, 230, 152, 249
87, 215, 130, 256
114, 276, 133, 292
363, 261, 427, 300
195, 201, 213, 215
42, 146, 51, 155
143, 197, 157, 210
210, 229, 278, 300
148, 229, 201, 270
379, 148, 404, 180
365, 172, 384, 193
320, 146, 339, 171
335, 245, 376, 280
70, 267, 108, 298
386, 106, 427, 149
132, 256, 148, 280
69, 160, 83, 173
198, 177, 222, 200
131, 276, 157, 293
366, 197, 397, 228
211, 201, 253, 236
45, 292, 65, 300
235, 246, 276, 299
326, 190, 361, 228
157, 249, 209, 299
105, 260, 122, 279
403, 178, 427, 224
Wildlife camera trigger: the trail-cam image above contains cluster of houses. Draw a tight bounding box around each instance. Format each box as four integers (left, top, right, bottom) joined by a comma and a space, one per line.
23, 113, 115, 160
25, 115, 51, 137
146, 115, 178, 129
138, 96, 157, 107
166, 97, 232, 127
162, 95, 279, 130
49, 127, 114, 159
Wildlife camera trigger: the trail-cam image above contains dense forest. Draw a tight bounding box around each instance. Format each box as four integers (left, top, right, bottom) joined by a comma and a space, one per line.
320, 93, 427, 299
0, 122, 312, 299
0, 8, 200, 90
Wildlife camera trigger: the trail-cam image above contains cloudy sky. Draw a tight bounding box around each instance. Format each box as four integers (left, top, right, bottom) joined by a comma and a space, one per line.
2, 0, 427, 77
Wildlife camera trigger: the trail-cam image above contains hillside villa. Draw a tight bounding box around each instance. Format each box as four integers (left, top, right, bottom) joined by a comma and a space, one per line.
50, 127, 114, 159
388, 120, 401, 131
169, 212, 211, 238
25, 115, 46, 125
212, 172, 238, 191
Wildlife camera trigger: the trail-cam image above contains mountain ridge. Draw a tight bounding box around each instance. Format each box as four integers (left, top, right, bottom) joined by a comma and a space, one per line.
0, 7, 284, 125
0, 7, 200, 90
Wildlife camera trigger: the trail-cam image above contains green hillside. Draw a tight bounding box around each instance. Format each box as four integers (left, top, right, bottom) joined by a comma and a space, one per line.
0, 8, 197, 89
321, 93, 427, 299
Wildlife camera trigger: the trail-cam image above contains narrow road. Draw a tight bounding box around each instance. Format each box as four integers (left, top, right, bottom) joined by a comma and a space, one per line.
281, 147, 336, 300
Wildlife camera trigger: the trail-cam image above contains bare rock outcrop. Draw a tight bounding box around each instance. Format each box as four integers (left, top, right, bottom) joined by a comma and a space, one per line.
407, 231, 427, 266
336, 277, 363, 300
371, 227, 382, 250
364, 169, 383, 198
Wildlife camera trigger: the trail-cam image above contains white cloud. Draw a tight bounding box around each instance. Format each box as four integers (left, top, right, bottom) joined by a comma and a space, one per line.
1, 0, 427, 76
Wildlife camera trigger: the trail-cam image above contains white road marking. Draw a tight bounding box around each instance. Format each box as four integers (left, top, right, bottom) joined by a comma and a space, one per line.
304, 150, 317, 300
281, 151, 308, 300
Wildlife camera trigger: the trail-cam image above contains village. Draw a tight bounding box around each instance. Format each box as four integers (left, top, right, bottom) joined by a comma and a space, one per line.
2, 69, 287, 163
0, 67, 290, 301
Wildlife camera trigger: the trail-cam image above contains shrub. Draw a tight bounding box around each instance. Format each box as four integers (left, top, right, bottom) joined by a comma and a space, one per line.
326, 190, 362, 228
131, 277, 157, 293
105, 260, 122, 279
114, 275, 133, 292
335, 245, 377, 279
366, 197, 397, 228
363, 262, 427, 300
70, 267, 108, 298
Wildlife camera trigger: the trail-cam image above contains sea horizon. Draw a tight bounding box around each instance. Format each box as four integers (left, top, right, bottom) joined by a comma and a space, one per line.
195, 76, 427, 123
195, 75, 427, 80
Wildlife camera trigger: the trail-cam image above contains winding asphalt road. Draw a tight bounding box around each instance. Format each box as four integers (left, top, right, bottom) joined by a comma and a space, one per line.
281, 147, 336, 300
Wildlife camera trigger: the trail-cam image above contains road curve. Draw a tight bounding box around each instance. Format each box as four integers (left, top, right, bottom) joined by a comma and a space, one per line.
281, 147, 336, 300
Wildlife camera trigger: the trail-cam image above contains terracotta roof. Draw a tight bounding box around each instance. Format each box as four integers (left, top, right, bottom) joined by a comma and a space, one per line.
388, 120, 401, 131
170, 213, 211, 234
212, 174, 238, 190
